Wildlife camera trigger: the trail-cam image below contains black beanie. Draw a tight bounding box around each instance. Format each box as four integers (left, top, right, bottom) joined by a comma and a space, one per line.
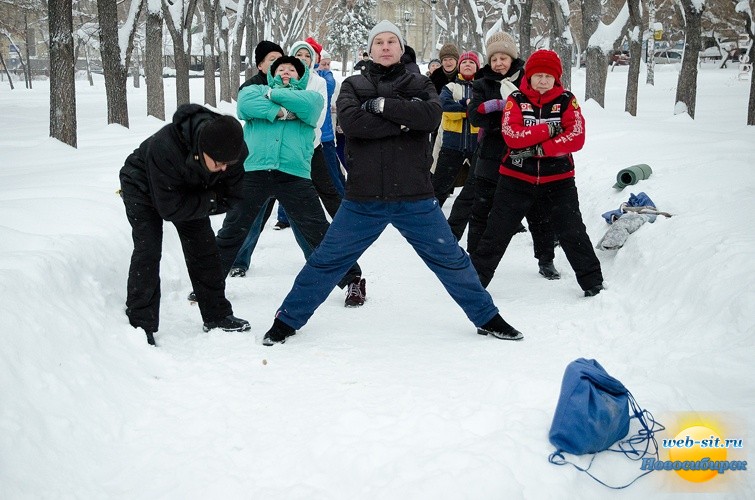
199, 115, 244, 163
270, 55, 306, 79
254, 40, 285, 68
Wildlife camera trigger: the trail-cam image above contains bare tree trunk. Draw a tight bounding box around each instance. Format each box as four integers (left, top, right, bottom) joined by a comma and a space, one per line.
163, 0, 199, 106
146, 8, 165, 120
547, 0, 572, 91
675, 0, 704, 118
132, 44, 141, 88
519, 0, 534, 60
216, 1, 231, 103
625, 0, 642, 116
24, 12, 33, 89
646, 0, 657, 85
202, 0, 217, 107
49, 0, 77, 147
749, 62, 755, 125
228, 0, 249, 100
244, 20, 256, 82
0, 53, 14, 89
98, 0, 130, 127
582, 0, 607, 107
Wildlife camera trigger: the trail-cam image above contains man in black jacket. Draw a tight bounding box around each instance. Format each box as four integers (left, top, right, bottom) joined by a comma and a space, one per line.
261, 21, 523, 345
120, 104, 250, 346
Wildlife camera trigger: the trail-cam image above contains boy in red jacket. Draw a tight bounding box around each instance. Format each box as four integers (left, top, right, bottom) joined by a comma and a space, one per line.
470, 50, 604, 296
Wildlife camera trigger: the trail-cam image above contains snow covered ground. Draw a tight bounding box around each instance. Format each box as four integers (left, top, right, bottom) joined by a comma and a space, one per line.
1, 63, 754, 498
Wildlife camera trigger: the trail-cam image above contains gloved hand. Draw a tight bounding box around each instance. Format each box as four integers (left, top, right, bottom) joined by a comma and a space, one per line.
361, 97, 385, 114
479, 99, 506, 114
547, 122, 563, 137
509, 144, 544, 161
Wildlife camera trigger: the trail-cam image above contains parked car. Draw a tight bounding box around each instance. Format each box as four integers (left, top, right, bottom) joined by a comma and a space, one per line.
654, 50, 683, 64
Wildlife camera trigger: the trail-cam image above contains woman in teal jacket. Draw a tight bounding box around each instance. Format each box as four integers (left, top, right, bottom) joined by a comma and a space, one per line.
215, 56, 365, 305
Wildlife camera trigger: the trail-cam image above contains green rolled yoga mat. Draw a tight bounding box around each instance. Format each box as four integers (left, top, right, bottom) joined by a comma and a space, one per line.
613, 164, 652, 189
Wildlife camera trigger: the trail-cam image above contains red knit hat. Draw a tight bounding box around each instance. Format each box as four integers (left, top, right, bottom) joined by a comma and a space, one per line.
525, 49, 563, 84
305, 37, 322, 61
458, 51, 480, 70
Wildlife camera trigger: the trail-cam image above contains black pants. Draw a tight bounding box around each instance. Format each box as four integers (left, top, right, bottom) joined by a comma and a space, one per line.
465, 175, 556, 262
471, 176, 602, 290
432, 148, 474, 207
123, 195, 232, 332
310, 145, 342, 219
447, 167, 477, 241
216, 169, 361, 288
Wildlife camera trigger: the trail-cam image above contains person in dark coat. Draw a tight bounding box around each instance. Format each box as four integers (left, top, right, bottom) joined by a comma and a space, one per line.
261, 20, 523, 346
400, 44, 421, 74
459, 32, 557, 282
470, 50, 604, 296
430, 43, 460, 94
119, 104, 250, 345
354, 52, 370, 74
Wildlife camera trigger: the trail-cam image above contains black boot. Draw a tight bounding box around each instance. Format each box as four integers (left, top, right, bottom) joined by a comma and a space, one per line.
203, 315, 251, 332
584, 284, 604, 297
538, 261, 561, 280
144, 330, 156, 346
262, 318, 296, 346
477, 314, 524, 341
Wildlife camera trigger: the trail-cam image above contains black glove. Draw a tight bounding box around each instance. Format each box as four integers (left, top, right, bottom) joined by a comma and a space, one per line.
361, 97, 384, 114
509, 144, 544, 161
547, 122, 563, 137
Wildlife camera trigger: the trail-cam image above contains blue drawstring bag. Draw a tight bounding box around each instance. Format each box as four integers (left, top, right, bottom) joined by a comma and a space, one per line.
548, 358, 664, 489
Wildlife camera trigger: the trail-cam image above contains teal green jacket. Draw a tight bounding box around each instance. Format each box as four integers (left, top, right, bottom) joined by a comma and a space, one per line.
237, 68, 324, 179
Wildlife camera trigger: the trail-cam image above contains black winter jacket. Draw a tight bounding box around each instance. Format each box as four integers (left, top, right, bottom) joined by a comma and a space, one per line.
119, 104, 246, 221
467, 59, 524, 180
337, 62, 442, 201
238, 71, 268, 91
430, 68, 458, 94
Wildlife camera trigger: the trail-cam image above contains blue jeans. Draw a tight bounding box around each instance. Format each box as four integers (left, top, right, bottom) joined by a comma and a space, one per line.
276, 203, 289, 224
276, 198, 499, 330
322, 140, 346, 196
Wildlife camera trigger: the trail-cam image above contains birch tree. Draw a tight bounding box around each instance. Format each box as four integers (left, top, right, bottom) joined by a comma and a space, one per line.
547, 0, 573, 91
49, 0, 77, 147
98, 0, 143, 127
675, 0, 705, 117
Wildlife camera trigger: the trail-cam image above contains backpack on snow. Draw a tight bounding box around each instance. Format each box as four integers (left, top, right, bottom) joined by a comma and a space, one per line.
548, 358, 664, 489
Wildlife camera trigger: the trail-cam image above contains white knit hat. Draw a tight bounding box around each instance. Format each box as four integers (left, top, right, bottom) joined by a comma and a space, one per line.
320, 49, 331, 60
367, 20, 405, 54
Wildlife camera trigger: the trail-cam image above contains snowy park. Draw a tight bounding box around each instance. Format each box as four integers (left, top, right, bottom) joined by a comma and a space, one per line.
1, 60, 754, 497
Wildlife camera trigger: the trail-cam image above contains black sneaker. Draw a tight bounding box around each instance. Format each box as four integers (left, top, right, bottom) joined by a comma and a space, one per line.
273, 221, 290, 230
584, 284, 604, 297
262, 318, 296, 346
229, 267, 246, 278
538, 261, 561, 280
344, 277, 366, 307
145, 330, 156, 346
203, 315, 251, 332
477, 314, 524, 341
